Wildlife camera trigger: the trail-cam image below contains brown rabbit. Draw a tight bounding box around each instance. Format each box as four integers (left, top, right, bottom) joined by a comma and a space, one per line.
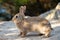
12, 6, 53, 38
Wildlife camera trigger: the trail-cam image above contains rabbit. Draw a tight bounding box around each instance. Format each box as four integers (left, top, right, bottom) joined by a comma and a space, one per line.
12, 6, 53, 38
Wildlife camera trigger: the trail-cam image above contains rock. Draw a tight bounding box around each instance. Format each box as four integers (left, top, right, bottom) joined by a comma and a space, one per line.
55, 3, 60, 10
39, 3, 60, 21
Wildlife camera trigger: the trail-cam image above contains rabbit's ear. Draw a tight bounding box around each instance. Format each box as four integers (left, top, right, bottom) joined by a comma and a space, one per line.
19, 6, 26, 16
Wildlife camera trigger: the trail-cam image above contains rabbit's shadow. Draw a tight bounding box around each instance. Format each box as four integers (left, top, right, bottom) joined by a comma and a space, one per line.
26, 34, 43, 37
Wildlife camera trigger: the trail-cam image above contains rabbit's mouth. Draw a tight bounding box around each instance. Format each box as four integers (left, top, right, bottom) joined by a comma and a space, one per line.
12, 17, 15, 21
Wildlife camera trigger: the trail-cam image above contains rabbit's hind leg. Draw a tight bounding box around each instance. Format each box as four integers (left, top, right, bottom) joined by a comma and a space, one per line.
42, 30, 51, 38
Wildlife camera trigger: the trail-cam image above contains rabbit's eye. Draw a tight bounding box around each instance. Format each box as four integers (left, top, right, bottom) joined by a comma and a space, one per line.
16, 16, 18, 18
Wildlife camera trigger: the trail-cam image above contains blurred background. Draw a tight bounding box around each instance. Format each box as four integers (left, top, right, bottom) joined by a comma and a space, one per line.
0, 0, 60, 21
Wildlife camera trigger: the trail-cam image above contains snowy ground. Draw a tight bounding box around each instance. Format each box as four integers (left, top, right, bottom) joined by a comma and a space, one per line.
0, 20, 60, 40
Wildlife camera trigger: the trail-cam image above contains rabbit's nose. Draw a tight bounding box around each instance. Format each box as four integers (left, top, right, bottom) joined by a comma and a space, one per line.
12, 18, 14, 21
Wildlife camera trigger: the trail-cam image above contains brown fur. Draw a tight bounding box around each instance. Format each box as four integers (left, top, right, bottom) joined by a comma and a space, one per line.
12, 15, 52, 37
12, 6, 53, 38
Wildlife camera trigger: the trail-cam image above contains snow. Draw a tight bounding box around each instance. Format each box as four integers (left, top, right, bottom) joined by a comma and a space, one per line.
0, 20, 60, 40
